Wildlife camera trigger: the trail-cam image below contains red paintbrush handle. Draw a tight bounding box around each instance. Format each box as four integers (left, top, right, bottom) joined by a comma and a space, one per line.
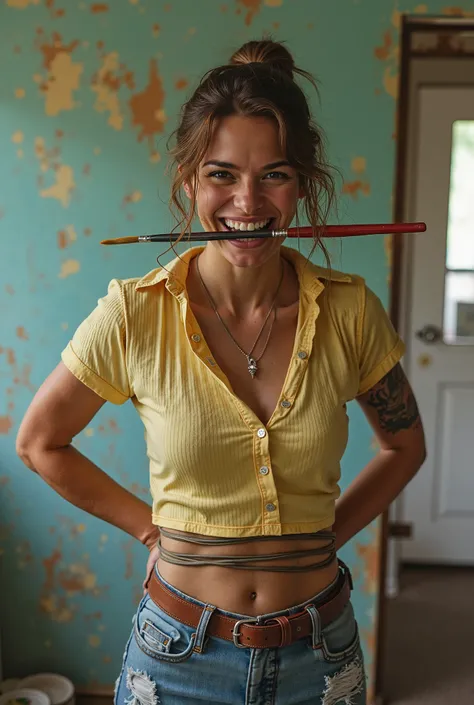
288, 222, 426, 237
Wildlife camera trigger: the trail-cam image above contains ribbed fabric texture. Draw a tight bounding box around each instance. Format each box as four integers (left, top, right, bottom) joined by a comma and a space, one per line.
61, 246, 405, 538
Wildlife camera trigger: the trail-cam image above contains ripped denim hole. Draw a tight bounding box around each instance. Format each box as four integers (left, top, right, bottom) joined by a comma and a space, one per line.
321, 657, 365, 705
125, 668, 160, 705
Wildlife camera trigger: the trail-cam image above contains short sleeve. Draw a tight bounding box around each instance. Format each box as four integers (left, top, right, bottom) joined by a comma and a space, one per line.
61, 279, 131, 405
357, 285, 406, 396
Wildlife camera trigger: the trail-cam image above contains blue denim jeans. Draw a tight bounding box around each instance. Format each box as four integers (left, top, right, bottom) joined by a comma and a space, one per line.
115, 563, 366, 705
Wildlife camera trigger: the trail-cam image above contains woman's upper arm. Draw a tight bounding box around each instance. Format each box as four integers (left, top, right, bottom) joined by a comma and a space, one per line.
16, 361, 106, 458
356, 363, 426, 459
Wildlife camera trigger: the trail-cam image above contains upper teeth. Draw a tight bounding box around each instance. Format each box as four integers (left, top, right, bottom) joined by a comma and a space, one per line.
224, 219, 271, 232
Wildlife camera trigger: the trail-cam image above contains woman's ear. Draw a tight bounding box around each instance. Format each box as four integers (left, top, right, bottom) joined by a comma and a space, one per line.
179, 165, 193, 199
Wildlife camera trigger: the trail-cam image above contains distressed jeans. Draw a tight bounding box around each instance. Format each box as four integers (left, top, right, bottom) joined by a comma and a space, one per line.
115, 563, 366, 705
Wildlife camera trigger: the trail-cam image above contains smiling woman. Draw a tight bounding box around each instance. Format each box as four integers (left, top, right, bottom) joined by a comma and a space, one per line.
16, 37, 425, 705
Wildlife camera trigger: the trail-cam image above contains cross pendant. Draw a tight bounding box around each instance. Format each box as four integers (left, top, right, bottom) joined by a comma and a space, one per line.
247, 357, 258, 379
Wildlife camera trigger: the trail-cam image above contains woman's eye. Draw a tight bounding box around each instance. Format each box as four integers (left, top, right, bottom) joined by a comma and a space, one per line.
207, 170, 233, 179
264, 171, 290, 180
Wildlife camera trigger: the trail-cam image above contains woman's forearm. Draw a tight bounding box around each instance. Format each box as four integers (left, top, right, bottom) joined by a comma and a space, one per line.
333, 447, 425, 550
25, 444, 159, 548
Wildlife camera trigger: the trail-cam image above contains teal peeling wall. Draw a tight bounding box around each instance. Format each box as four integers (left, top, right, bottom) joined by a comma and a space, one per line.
1, 0, 473, 694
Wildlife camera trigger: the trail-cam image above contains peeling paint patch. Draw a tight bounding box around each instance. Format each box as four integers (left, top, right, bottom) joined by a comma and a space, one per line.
344, 157, 370, 199
40, 165, 75, 207
374, 24, 399, 99
17, 540, 34, 569
174, 77, 188, 90
414, 4, 429, 12
383, 65, 399, 99
58, 259, 80, 278
16, 326, 29, 340
0, 416, 13, 435
355, 525, 380, 594
443, 7, 474, 16
236, 0, 261, 25
15, 88, 26, 98
91, 49, 135, 131
129, 59, 166, 150
264, 0, 283, 5
122, 191, 142, 208
5, 285, 15, 295
7, 0, 40, 6
391, 8, 402, 30
343, 181, 370, 199
351, 157, 366, 174
91, 3, 109, 12
374, 30, 393, 61
12, 131, 24, 144
37, 32, 83, 115
88, 634, 101, 647
58, 225, 77, 249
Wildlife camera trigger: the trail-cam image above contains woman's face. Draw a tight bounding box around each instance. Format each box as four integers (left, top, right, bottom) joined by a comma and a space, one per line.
188, 114, 301, 268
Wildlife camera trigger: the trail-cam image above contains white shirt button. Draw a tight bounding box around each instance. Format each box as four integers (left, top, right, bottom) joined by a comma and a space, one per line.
257, 428, 266, 438
281, 400, 291, 408
259, 466, 269, 475
298, 351, 308, 360
266, 503, 276, 512
191, 334, 201, 342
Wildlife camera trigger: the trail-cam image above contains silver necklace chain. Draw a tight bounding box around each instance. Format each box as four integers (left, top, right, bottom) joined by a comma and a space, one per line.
195, 254, 284, 379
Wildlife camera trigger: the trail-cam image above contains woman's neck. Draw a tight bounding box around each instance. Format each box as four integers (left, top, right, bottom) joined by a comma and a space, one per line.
193, 246, 286, 318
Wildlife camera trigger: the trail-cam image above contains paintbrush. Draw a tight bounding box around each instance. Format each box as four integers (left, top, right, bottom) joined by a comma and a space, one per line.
100, 222, 426, 245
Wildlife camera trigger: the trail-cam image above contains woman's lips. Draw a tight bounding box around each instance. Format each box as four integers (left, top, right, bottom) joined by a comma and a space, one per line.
228, 238, 267, 249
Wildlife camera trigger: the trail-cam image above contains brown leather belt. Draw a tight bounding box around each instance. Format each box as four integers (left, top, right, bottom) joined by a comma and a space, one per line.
147, 564, 352, 649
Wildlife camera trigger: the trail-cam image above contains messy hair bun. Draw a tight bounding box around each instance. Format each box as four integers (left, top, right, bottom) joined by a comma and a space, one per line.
230, 39, 296, 80
230, 39, 316, 87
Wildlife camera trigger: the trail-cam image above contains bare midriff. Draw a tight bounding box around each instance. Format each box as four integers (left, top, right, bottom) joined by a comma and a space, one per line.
157, 527, 339, 617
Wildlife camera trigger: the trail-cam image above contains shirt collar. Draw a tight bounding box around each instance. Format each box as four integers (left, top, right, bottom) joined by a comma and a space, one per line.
135, 245, 352, 296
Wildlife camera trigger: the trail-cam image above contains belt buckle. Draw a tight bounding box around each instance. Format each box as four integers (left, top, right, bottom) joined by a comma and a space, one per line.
232, 617, 260, 648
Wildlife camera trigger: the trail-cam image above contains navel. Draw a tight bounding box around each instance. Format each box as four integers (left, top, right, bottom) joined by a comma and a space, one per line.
250, 591, 257, 601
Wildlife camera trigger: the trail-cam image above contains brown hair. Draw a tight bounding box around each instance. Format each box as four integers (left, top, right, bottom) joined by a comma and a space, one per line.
167, 39, 336, 262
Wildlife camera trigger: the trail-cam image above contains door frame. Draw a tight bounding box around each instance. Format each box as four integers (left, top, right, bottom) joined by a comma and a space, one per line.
375, 14, 474, 704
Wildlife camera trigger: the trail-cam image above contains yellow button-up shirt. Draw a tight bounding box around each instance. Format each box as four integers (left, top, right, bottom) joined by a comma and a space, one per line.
61, 246, 405, 538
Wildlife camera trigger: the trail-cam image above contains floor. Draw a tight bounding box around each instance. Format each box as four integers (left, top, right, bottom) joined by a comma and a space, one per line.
382, 565, 474, 704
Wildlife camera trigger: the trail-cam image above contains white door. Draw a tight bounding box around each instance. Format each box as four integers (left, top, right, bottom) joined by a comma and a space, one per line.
402, 85, 474, 565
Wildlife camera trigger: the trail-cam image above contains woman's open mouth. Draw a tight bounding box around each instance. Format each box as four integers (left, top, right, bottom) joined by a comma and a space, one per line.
218, 218, 275, 241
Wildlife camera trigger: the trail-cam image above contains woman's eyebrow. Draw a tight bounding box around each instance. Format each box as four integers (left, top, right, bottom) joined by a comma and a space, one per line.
202, 159, 291, 170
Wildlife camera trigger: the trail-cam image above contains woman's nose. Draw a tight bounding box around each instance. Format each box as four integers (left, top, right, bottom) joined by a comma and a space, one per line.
233, 179, 264, 214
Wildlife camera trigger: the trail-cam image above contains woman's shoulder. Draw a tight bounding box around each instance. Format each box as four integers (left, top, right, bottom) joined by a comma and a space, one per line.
313, 264, 366, 315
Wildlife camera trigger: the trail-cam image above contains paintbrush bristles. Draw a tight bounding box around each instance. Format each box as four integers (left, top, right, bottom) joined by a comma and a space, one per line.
100, 236, 140, 245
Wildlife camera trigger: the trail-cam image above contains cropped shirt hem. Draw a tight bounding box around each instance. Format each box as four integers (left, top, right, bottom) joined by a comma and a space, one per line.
153, 515, 335, 538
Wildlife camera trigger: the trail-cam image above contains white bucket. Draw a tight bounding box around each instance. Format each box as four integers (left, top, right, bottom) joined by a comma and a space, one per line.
0, 688, 51, 705
20, 676, 74, 705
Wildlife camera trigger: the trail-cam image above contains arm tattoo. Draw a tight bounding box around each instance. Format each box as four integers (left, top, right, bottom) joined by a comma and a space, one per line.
365, 364, 421, 434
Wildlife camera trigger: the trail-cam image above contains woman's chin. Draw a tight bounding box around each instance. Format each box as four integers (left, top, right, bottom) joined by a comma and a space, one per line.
213, 238, 284, 268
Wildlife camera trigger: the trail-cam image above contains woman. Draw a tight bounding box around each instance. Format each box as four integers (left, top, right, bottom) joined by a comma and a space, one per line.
16, 39, 426, 705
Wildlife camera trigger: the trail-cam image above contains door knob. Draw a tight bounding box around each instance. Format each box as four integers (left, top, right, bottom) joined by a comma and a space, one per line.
415, 324, 442, 344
